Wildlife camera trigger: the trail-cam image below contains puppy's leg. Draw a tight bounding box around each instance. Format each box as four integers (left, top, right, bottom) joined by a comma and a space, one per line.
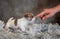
20, 26, 25, 31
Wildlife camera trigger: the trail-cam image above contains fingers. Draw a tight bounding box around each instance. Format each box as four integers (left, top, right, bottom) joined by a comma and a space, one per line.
34, 9, 51, 20
39, 11, 47, 17
34, 11, 47, 18
42, 14, 51, 20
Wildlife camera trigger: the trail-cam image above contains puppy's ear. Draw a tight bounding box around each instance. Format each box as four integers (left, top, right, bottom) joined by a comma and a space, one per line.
24, 13, 33, 18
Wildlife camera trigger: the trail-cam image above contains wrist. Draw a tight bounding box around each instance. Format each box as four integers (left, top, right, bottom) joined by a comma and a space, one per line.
53, 5, 60, 12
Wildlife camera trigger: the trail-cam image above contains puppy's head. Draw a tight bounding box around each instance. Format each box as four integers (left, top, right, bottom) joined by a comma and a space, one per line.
24, 13, 33, 21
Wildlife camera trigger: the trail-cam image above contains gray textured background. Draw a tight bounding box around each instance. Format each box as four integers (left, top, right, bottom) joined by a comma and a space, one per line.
0, 0, 60, 23
0, 0, 39, 22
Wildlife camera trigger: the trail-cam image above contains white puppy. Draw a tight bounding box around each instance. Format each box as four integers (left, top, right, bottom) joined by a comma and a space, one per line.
17, 13, 35, 31
4, 13, 35, 32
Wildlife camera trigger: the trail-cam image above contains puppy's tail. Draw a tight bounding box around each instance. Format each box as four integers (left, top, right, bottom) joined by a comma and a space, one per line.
3, 17, 14, 29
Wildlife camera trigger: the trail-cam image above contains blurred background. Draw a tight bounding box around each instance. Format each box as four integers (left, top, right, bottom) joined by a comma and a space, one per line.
0, 0, 60, 24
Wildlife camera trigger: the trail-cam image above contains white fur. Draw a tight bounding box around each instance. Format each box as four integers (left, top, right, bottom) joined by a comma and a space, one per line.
17, 17, 36, 31
5, 17, 15, 30
17, 17, 30, 31
5, 17, 35, 31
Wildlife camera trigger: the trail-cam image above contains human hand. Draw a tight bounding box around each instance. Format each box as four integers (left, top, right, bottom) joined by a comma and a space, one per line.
35, 5, 60, 20
40, 8, 57, 20
35, 8, 58, 20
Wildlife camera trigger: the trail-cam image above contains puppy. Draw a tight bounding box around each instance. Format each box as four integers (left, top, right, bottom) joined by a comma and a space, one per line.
17, 13, 35, 31
4, 13, 35, 32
